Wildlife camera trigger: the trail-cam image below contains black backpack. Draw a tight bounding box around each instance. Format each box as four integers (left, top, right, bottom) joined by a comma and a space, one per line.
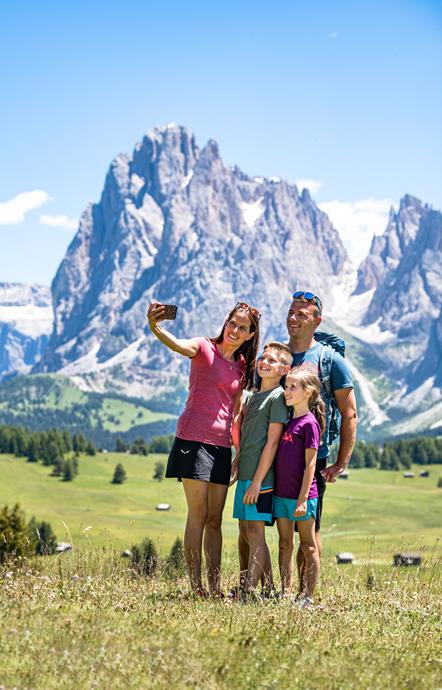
314, 331, 346, 445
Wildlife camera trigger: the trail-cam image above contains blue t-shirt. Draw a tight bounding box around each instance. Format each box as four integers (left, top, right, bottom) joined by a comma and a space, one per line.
292, 342, 353, 459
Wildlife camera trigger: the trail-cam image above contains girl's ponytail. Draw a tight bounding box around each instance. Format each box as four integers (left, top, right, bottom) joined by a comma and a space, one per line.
309, 392, 326, 437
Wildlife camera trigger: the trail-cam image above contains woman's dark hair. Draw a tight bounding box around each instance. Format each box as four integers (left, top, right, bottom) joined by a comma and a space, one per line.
211, 306, 260, 389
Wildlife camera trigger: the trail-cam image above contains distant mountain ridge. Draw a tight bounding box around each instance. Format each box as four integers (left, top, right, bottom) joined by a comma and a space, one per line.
0, 283, 52, 378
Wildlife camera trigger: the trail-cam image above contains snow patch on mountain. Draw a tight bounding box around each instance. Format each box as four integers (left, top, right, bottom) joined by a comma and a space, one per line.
330, 273, 395, 344
346, 356, 389, 426
0, 305, 53, 338
241, 199, 264, 228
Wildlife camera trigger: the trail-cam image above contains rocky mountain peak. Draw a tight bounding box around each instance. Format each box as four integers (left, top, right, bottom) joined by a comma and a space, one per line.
354, 194, 425, 295
358, 199, 442, 379
36, 124, 349, 397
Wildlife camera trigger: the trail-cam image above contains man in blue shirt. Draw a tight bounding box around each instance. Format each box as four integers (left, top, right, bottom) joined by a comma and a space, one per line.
286, 291, 357, 590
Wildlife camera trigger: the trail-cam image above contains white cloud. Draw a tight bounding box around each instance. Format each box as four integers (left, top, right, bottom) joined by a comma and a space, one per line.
39, 214, 78, 230
295, 179, 323, 196
0, 190, 50, 225
319, 197, 395, 265
328, 31, 339, 39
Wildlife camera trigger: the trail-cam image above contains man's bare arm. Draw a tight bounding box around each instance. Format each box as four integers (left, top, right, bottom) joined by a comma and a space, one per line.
321, 387, 357, 483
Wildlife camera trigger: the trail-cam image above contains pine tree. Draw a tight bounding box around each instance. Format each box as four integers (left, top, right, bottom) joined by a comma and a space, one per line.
62, 430, 72, 453
364, 443, 380, 468
72, 454, 79, 476
130, 538, 158, 575
167, 537, 185, 572
51, 457, 64, 477
0, 504, 29, 563
27, 518, 58, 555
130, 437, 148, 456
85, 441, 96, 456
350, 444, 364, 468
112, 463, 127, 484
153, 462, 165, 482
115, 437, 127, 453
62, 459, 74, 481
26, 436, 39, 463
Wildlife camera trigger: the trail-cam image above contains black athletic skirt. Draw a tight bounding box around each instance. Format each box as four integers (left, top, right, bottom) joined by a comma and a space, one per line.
166, 437, 232, 486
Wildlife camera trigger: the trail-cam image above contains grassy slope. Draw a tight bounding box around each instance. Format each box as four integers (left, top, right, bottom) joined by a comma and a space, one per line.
1, 455, 440, 690
2, 453, 441, 561
0, 552, 439, 690
0, 374, 176, 438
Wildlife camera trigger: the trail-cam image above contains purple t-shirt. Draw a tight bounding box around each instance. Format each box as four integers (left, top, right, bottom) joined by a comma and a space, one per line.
274, 412, 320, 500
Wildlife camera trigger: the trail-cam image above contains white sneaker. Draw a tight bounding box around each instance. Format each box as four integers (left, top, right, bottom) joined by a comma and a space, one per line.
297, 596, 314, 609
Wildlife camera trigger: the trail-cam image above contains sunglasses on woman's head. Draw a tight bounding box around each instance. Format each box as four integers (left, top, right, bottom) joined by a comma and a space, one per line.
234, 301, 261, 321
292, 291, 323, 314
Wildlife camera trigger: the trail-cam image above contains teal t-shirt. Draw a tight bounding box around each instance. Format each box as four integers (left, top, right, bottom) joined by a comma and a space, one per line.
238, 386, 289, 486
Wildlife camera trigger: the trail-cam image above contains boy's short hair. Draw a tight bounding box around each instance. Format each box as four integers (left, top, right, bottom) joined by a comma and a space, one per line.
262, 341, 293, 367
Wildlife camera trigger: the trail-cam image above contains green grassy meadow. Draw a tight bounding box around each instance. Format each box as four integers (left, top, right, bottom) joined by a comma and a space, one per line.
1, 452, 441, 562
1, 454, 441, 689
0, 374, 177, 440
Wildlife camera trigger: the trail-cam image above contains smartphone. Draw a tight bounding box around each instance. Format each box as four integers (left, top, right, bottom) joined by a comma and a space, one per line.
163, 304, 178, 320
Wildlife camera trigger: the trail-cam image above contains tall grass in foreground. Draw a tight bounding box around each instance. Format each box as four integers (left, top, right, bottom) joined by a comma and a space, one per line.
0, 548, 440, 690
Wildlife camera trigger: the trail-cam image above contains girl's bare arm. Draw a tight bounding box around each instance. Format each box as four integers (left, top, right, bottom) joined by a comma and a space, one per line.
147, 302, 200, 358
294, 448, 317, 515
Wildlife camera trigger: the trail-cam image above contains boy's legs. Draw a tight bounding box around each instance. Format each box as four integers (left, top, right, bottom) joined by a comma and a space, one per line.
238, 520, 250, 589
261, 542, 274, 592
204, 481, 229, 594
244, 520, 271, 593
182, 478, 209, 592
277, 518, 294, 594
297, 518, 320, 599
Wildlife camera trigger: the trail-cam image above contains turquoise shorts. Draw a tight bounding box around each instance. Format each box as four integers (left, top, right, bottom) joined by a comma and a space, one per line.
273, 496, 318, 522
233, 480, 273, 523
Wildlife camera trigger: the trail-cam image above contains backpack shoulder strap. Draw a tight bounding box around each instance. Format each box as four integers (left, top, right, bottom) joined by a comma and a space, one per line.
319, 344, 335, 401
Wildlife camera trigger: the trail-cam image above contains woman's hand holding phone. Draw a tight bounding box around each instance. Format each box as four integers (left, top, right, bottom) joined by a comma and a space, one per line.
147, 302, 178, 329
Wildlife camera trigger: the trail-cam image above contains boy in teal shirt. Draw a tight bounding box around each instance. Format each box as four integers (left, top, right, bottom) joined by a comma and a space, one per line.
231, 341, 292, 597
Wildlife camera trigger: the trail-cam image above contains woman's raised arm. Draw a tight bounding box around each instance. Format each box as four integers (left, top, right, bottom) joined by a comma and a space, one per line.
147, 302, 201, 358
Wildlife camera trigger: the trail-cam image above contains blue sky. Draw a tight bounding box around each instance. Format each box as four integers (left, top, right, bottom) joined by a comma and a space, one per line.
1, 0, 441, 284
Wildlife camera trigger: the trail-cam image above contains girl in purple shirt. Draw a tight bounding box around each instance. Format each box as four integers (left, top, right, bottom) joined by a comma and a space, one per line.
273, 366, 325, 606
147, 301, 260, 597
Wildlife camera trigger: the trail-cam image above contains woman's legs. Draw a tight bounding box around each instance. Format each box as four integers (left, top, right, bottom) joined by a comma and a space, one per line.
277, 518, 294, 594
297, 518, 320, 599
182, 479, 209, 592
204, 481, 229, 593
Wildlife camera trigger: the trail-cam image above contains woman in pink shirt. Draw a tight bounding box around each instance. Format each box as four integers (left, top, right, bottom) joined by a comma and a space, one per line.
147, 301, 260, 596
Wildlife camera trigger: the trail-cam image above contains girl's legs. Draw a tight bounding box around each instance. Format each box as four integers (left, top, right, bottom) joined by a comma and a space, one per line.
296, 529, 321, 594
244, 521, 269, 593
297, 518, 320, 599
204, 481, 229, 594
182, 479, 209, 592
277, 518, 294, 594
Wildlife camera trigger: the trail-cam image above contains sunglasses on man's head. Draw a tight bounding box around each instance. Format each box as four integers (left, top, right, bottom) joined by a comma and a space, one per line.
234, 301, 261, 321
292, 291, 323, 314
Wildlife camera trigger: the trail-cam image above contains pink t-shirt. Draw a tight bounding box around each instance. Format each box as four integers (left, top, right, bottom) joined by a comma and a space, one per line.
176, 337, 246, 448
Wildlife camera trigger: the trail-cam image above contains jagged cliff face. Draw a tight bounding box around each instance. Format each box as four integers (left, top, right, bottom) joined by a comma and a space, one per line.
37, 124, 349, 397
355, 195, 423, 295
357, 199, 442, 373
0, 283, 52, 377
